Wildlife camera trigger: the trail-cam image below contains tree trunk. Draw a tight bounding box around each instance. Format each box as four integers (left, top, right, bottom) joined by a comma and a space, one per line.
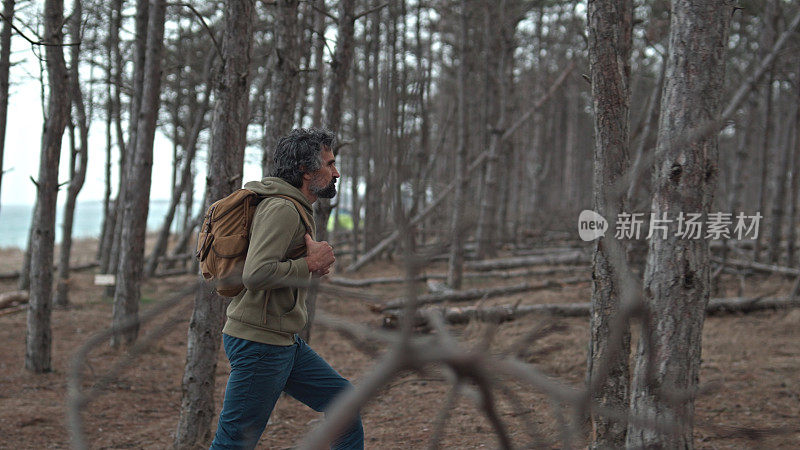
303, 0, 356, 342
18, 211, 34, 290
98, 0, 119, 263
314, 0, 356, 241
54, 0, 89, 309
0, 0, 15, 218
106, 0, 149, 285
753, 2, 779, 262
476, 0, 512, 260
446, 0, 469, 290
310, 0, 326, 126
787, 62, 800, 267
25, 0, 70, 373
174, 0, 254, 446
586, 0, 633, 447
767, 93, 795, 264
111, 0, 167, 348
261, 0, 301, 176
627, 2, 731, 447
145, 52, 215, 278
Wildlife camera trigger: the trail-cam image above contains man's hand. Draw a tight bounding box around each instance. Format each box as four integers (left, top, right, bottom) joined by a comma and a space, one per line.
311, 267, 330, 279
304, 233, 335, 274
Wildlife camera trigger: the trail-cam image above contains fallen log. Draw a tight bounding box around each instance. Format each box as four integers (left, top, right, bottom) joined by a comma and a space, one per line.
464, 252, 590, 272
157, 253, 194, 263
510, 246, 584, 257
378, 276, 589, 312
711, 257, 800, 277
153, 268, 196, 278
0, 261, 99, 280
383, 296, 800, 328
327, 266, 590, 288
0, 290, 29, 309
0, 304, 27, 317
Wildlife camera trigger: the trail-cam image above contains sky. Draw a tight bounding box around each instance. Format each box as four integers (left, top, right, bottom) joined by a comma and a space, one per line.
2, 30, 177, 206
1, 11, 264, 207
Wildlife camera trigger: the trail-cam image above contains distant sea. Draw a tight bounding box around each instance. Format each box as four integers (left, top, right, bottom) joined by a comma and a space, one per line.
0, 199, 200, 250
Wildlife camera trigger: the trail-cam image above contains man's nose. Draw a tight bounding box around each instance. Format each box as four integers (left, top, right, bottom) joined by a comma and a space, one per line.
333, 166, 340, 178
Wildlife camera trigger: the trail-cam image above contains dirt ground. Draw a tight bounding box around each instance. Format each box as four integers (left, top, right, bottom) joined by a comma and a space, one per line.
0, 240, 799, 449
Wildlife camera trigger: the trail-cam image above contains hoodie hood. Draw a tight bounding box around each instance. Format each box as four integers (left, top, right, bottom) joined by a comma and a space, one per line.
243, 177, 314, 215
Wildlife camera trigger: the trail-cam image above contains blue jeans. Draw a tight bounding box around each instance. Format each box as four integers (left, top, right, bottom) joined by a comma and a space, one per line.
210, 334, 364, 449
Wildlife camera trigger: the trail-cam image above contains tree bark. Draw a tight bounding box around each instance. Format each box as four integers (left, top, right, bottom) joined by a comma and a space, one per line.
261, 0, 301, 177
753, 1, 779, 262
111, 0, 167, 348
314, 0, 356, 241
787, 62, 800, 267
54, 0, 90, 309
0, 0, 15, 218
106, 0, 149, 283
25, 0, 71, 373
586, 0, 633, 447
476, 0, 514, 260
303, 0, 356, 342
97, 0, 117, 263
174, 0, 254, 446
446, 0, 469, 290
627, 2, 731, 447
310, 0, 326, 126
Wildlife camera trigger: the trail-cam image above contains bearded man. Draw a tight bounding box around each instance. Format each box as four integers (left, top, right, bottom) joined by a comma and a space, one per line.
210, 128, 363, 449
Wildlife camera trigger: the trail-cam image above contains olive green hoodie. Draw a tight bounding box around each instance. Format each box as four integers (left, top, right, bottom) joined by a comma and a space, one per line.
221, 177, 315, 346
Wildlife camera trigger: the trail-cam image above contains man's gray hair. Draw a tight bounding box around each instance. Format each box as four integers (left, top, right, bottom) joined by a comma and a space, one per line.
271, 128, 335, 188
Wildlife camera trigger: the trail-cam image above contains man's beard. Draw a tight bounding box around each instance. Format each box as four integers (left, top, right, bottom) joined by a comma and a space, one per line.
311, 179, 337, 198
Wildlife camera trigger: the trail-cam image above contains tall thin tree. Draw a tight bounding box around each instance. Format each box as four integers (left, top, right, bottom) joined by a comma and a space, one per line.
446, 0, 469, 290
261, 0, 301, 177
54, 0, 90, 308
174, 0, 255, 446
0, 0, 15, 217
303, 0, 356, 342
627, 1, 732, 446
25, 0, 71, 373
111, 0, 167, 347
586, 0, 633, 447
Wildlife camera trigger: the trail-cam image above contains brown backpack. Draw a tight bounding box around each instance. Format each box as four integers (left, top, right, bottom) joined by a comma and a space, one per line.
195, 189, 313, 297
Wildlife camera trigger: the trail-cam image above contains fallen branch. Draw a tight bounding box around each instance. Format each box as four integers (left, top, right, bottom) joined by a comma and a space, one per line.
153, 268, 196, 278
464, 251, 590, 272
0, 290, 29, 309
0, 304, 28, 317
0, 261, 99, 280
711, 257, 800, 277
378, 276, 589, 312
327, 266, 589, 287
383, 296, 800, 327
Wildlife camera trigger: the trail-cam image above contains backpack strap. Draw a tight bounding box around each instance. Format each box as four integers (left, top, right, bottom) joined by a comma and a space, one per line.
268, 194, 314, 239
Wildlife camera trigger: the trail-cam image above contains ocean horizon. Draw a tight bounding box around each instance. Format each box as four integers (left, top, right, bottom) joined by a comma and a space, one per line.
0, 199, 200, 250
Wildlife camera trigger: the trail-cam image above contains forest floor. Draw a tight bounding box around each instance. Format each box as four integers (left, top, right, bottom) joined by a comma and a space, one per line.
0, 239, 799, 449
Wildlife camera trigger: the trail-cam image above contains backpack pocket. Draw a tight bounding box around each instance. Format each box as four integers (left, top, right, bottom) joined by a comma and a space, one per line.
212, 234, 249, 258
212, 234, 249, 296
